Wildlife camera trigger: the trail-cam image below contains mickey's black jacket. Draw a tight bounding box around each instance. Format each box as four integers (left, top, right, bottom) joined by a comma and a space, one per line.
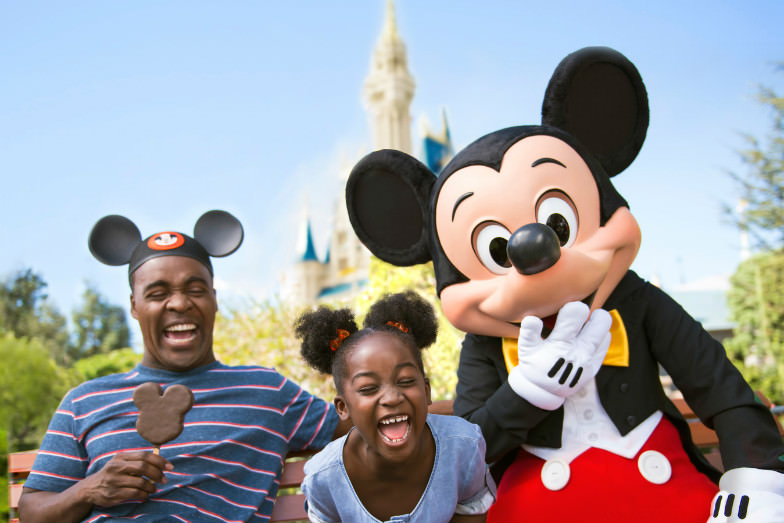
453, 270, 784, 483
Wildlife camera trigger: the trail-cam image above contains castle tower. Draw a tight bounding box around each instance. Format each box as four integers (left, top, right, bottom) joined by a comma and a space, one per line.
323, 181, 371, 290
280, 0, 417, 306
363, 0, 416, 154
281, 210, 325, 305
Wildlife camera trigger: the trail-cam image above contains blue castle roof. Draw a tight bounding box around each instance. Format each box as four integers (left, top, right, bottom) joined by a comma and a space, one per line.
300, 220, 319, 262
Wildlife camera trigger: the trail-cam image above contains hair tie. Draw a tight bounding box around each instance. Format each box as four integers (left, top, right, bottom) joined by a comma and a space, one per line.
330, 329, 351, 351
386, 320, 409, 333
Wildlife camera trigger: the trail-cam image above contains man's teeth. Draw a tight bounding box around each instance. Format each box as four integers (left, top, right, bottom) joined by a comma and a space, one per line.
166, 324, 196, 332
379, 415, 409, 425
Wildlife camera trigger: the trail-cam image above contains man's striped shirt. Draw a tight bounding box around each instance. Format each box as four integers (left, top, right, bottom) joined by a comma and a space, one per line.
25, 361, 338, 523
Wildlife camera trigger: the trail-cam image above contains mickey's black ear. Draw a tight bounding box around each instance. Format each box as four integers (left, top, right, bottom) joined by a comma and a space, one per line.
542, 46, 649, 177
194, 210, 243, 257
346, 149, 435, 266
89, 215, 142, 266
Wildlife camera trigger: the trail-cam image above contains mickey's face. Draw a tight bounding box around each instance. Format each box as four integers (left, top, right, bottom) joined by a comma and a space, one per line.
345, 47, 649, 341
435, 135, 641, 339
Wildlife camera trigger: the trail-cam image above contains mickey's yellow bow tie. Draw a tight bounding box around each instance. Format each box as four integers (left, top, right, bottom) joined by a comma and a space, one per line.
501, 309, 629, 373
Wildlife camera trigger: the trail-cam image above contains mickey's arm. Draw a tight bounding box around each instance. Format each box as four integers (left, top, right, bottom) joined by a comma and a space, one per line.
644, 283, 784, 521
453, 333, 554, 463
644, 283, 784, 471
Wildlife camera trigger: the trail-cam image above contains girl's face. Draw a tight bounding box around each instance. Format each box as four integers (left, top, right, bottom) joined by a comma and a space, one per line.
335, 332, 432, 463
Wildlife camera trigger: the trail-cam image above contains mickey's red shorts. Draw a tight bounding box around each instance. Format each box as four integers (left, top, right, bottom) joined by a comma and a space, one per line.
488, 417, 719, 523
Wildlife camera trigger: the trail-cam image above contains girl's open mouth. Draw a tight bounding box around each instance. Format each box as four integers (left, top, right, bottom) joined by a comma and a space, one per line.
378, 414, 410, 446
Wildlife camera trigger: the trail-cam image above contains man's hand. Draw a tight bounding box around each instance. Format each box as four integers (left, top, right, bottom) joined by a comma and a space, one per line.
508, 301, 612, 410
708, 468, 784, 523
19, 451, 173, 523
78, 451, 172, 507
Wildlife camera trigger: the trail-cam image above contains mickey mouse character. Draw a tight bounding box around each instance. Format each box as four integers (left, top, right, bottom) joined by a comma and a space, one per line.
345, 47, 784, 522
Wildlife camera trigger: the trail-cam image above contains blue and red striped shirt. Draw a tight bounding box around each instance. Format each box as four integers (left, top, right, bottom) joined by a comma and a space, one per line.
26, 361, 338, 522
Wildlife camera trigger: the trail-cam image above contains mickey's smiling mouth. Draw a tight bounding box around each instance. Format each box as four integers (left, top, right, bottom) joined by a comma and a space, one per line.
507, 291, 596, 337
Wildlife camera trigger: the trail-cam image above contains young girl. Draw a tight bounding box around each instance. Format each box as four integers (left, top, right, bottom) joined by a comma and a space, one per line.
295, 291, 496, 523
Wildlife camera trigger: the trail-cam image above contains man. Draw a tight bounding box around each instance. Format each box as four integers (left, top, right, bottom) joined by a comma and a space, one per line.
19, 211, 349, 523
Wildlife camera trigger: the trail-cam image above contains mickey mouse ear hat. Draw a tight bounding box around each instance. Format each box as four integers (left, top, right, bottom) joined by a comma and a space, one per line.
88, 210, 243, 280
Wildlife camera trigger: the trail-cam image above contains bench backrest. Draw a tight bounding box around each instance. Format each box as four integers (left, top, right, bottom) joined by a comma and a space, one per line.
9, 393, 783, 522
8, 450, 315, 523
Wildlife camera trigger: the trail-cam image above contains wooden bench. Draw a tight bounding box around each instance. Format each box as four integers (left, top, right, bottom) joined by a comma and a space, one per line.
8, 394, 784, 522
671, 391, 784, 472
7, 449, 316, 523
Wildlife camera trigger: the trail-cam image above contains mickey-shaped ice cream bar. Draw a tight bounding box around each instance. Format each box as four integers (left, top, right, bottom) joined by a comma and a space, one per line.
88, 209, 243, 277
133, 382, 194, 453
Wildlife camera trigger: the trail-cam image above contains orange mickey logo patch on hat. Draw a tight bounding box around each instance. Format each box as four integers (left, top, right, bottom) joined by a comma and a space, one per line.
148, 232, 185, 251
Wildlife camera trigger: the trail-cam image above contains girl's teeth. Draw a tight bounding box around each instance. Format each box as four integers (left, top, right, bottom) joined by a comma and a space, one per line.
380, 415, 408, 425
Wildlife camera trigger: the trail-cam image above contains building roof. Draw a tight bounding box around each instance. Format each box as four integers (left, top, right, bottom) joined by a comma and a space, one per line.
317, 279, 369, 299
668, 274, 734, 332
299, 219, 319, 263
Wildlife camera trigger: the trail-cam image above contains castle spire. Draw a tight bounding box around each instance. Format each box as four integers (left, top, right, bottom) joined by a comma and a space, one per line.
382, 0, 400, 42
363, 0, 415, 153
295, 202, 319, 263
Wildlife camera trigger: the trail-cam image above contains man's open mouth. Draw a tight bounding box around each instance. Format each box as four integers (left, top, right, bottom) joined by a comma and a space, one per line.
378, 414, 410, 446
163, 323, 199, 344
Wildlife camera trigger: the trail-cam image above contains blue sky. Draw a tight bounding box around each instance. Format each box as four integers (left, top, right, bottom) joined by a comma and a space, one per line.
2, 1, 782, 347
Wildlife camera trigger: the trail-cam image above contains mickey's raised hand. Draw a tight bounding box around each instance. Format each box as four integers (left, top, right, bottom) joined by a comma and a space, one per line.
508, 301, 611, 410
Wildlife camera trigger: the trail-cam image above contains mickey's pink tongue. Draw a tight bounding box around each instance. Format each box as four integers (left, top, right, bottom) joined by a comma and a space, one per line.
379, 420, 408, 440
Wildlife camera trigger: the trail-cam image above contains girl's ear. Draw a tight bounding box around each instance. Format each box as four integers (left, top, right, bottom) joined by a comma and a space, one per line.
424, 377, 432, 406
334, 396, 352, 421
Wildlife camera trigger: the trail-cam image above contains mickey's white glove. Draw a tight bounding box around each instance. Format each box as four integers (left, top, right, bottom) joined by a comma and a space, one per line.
508, 301, 611, 410
708, 468, 784, 522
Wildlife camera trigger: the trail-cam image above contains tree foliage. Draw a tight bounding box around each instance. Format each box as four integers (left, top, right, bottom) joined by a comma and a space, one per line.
70, 283, 131, 361
73, 347, 141, 382
0, 269, 69, 365
724, 73, 784, 404
213, 299, 337, 400
213, 257, 463, 403
0, 333, 79, 452
725, 250, 784, 403
727, 73, 784, 249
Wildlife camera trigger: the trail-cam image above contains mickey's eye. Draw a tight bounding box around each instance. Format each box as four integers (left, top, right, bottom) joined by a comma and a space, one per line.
473, 222, 513, 275
536, 191, 578, 248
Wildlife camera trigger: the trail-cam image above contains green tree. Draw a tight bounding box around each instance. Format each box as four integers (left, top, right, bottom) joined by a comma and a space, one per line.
724, 73, 784, 403
0, 333, 78, 452
727, 71, 784, 249
214, 299, 336, 399
0, 269, 70, 365
212, 257, 463, 402
725, 250, 784, 403
69, 283, 131, 361
72, 347, 141, 381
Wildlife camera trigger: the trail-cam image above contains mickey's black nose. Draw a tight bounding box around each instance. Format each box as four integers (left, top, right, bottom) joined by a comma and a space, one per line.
507, 223, 561, 275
